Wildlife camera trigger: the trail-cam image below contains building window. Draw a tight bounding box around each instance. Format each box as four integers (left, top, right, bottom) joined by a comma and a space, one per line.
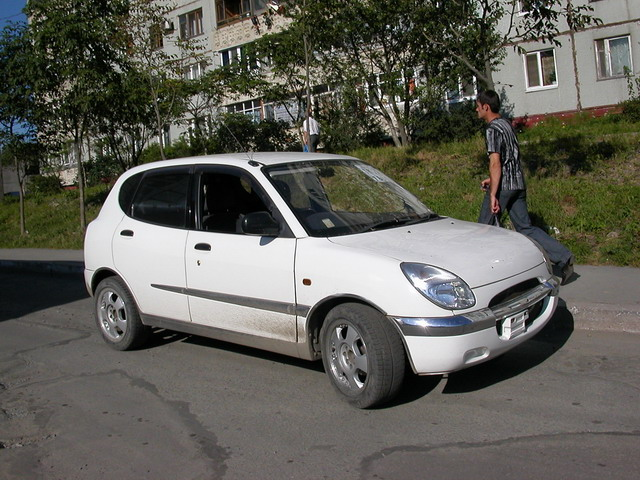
220, 44, 268, 70
184, 62, 206, 80
524, 49, 557, 91
149, 24, 164, 50
179, 9, 203, 39
447, 77, 476, 104
216, 0, 267, 27
595, 35, 632, 79
226, 99, 267, 123
221, 46, 243, 67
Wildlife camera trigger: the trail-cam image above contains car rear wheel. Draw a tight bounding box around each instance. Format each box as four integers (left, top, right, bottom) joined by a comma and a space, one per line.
321, 303, 405, 408
95, 277, 149, 351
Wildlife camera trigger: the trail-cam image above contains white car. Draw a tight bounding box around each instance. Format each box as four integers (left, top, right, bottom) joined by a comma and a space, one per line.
84, 153, 559, 408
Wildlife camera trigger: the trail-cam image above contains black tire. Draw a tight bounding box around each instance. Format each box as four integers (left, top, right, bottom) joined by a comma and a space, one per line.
94, 277, 149, 351
321, 303, 405, 408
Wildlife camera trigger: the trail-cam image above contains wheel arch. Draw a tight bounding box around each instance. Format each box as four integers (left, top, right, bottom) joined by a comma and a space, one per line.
89, 268, 120, 295
304, 294, 394, 357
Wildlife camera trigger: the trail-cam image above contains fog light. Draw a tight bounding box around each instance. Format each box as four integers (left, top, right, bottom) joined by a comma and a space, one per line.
463, 347, 489, 364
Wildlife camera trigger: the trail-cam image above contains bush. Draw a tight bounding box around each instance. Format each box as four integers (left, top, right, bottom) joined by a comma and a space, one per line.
410, 100, 484, 144
28, 175, 62, 196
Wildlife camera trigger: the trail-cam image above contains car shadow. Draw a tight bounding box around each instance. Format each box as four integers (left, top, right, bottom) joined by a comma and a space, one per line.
0, 269, 88, 323
141, 301, 574, 408
441, 301, 574, 394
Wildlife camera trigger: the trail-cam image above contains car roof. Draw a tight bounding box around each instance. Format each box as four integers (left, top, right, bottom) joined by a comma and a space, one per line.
125, 152, 358, 175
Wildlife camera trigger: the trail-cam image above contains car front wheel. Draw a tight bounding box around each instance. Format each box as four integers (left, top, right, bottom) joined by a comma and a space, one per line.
321, 303, 405, 408
95, 277, 149, 351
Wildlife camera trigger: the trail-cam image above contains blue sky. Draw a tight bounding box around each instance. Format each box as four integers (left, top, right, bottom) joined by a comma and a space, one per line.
0, 0, 27, 28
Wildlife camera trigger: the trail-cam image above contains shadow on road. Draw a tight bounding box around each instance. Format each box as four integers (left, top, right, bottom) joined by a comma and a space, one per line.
0, 269, 88, 323
442, 301, 574, 394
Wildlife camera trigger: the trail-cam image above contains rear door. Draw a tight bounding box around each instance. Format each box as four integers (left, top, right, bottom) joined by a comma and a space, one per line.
112, 166, 191, 322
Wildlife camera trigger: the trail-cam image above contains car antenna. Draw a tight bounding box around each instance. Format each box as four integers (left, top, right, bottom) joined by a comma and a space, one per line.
219, 117, 256, 164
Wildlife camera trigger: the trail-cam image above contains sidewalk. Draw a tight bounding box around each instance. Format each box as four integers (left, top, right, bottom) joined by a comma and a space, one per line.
1, 248, 639, 334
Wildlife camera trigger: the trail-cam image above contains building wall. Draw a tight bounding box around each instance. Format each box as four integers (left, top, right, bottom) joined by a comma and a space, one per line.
494, 0, 639, 119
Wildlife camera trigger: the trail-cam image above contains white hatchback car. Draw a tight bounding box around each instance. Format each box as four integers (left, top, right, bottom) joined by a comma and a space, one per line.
84, 153, 559, 408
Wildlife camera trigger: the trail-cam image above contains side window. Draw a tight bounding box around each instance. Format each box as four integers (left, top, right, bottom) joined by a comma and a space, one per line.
118, 172, 143, 214
130, 169, 190, 228
199, 170, 269, 233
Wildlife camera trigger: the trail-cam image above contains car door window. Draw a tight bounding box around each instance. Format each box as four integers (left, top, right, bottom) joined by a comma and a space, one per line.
199, 169, 270, 233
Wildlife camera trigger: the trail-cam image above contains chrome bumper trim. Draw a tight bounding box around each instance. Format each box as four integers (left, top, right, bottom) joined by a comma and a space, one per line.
392, 277, 559, 337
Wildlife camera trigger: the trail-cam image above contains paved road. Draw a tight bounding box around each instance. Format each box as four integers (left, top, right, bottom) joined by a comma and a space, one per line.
1, 271, 639, 479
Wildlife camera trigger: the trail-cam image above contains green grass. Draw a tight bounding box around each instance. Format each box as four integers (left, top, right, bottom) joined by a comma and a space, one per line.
1, 114, 639, 266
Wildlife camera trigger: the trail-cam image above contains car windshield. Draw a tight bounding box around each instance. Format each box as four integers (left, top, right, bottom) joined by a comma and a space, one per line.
265, 159, 438, 237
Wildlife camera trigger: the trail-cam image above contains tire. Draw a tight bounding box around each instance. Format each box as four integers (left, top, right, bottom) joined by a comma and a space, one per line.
321, 303, 405, 408
94, 277, 149, 351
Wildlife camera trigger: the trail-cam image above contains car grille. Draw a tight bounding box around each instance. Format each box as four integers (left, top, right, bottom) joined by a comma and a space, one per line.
490, 278, 547, 336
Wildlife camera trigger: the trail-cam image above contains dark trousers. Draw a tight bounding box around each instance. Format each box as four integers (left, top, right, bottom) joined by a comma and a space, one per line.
478, 189, 572, 265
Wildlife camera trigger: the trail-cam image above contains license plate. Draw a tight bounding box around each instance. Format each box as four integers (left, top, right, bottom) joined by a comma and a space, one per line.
502, 310, 529, 339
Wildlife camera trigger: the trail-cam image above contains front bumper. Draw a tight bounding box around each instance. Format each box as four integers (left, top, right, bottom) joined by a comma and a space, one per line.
391, 277, 559, 374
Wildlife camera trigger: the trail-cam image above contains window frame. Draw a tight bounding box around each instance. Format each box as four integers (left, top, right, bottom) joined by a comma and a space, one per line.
523, 48, 558, 92
215, 0, 268, 27
179, 8, 204, 39
595, 35, 633, 80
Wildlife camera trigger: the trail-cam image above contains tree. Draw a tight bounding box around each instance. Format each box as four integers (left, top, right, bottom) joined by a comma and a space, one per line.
417, 0, 600, 91
0, 22, 37, 233
276, 0, 447, 147
95, 68, 158, 172
26, 0, 131, 230
125, 0, 208, 160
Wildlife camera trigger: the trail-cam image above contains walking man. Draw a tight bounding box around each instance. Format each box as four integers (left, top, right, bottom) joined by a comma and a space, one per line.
476, 90, 574, 284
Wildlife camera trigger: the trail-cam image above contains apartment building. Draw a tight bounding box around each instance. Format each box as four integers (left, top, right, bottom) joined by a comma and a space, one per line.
159, 0, 288, 146
493, 0, 638, 122
161, 0, 636, 140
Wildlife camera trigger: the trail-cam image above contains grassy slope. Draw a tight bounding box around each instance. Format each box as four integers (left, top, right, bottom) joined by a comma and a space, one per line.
1, 115, 639, 266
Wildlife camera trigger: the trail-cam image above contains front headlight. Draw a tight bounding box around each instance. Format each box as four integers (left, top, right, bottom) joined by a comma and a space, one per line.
401, 263, 476, 310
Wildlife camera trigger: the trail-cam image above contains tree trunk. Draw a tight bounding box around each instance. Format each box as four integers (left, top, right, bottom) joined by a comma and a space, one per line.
74, 139, 86, 230
0, 155, 4, 203
13, 153, 26, 235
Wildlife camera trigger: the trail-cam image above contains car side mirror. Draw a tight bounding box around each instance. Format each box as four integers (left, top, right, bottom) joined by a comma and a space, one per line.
241, 211, 280, 236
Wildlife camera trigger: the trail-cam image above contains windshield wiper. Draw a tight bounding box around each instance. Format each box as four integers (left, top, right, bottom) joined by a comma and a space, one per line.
361, 213, 439, 233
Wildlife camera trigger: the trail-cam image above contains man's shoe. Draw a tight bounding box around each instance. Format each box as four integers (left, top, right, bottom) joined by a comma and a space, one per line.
561, 256, 575, 285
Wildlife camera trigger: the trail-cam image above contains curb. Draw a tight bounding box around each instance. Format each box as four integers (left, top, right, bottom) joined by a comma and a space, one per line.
564, 301, 640, 334
2, 257, 639, 334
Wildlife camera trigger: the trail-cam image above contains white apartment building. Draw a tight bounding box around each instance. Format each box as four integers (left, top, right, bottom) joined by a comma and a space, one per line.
160, 0, 637, 142
488, 0, 638, 122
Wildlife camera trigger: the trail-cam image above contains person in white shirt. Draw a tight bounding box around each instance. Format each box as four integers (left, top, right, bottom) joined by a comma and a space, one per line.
302, 114, 320, 152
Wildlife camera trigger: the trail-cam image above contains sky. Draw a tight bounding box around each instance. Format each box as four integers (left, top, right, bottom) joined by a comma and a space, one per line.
0, 0, 27, 28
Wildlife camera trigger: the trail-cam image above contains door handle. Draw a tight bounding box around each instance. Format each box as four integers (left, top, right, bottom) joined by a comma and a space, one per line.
120, 230, 134, 237
194, 243, 211, 251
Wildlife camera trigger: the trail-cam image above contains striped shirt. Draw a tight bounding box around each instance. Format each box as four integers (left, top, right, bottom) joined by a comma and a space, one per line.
485, 118, 526, 191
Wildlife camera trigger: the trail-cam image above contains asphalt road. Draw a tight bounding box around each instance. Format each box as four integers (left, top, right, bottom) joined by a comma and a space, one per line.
1, 271, 639, 480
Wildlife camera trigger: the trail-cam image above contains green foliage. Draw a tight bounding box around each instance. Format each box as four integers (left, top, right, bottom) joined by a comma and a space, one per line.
317, 88, 387, 153
410, 100, 484, 145
620, 70, 640, 122
28, 175, 62, 196
1, 114, 638, 266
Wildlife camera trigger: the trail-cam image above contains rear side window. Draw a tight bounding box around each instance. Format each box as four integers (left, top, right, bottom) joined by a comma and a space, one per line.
130, 168, 191, 228
119, 173, 142, 213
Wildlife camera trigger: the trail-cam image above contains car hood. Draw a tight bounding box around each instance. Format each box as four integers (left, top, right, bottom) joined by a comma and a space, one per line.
328, 218, 544, 288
